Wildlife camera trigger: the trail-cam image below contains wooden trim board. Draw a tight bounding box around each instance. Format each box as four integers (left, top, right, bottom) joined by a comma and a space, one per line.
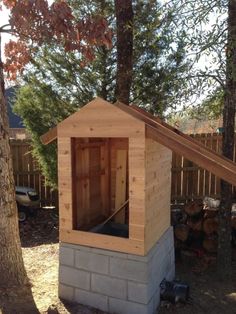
131, 104, 236, 170
115, 101, 236, 185
60, 229, 144, 255
146, 125, 236, 186
40, 126, 57, 145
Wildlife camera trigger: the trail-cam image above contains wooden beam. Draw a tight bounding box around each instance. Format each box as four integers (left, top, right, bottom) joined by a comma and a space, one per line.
115, 102, 236, 183
101, 199, 129, 226
130, 103, 236, 170
78, 141, 106, 149
40, 126, 57, 145
60, 229, 144, 255
146, 125, 236, 186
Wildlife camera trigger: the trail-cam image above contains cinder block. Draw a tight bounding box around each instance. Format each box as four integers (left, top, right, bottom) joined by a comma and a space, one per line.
127, 253, 150, 262
109, 297, 153, 314
75, 289, 108, 312
110, 257, 149, 282
59, 246, 74, 266
58, 283, 74, 301
75, 250, 109, 274
61, 242, 92, 252
59, 265, 90, 290
162, 226, 174, 253
151, 253, 172, 287
91, 273, 127, 299
153, 288, 160, 313
59, 228, 175, 314
92, 247, 128, 259
151, 229, 173, 272
161, 254, 172, 280
128, 281, 155, 304
166, 262, 175, 281
170, 247, 175, 266
152, 240, 167, 266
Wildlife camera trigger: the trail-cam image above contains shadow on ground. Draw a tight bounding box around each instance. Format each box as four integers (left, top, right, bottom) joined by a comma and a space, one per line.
19, 208, 59, 247
54, 300, 107, 314
159, 259, 236, 314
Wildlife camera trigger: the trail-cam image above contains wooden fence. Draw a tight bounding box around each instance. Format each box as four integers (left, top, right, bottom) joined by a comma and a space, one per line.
10, 139, 58, 207
10, 134, 236, 206
171, 133, 236, 202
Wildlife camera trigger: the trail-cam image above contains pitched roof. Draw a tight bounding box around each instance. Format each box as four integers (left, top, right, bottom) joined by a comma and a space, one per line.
41, 97, 236, 186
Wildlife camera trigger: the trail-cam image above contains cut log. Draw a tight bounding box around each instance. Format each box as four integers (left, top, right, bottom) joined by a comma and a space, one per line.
203, 218, 219, 235
184, 201, 202, 216
174, 238, 186, 250
188, 230, 204, 248
174, 224, 190, 242
203, 210, 218, 219
180, 249, 196, 266
203, 237, 218, 253
187, 217, 203, 231
171, 208, 187, 226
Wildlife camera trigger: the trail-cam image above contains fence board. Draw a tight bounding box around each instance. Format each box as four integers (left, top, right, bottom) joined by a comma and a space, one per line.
10, 139, 58, 207
10, 134, 236, 206
171, 133, 236, 202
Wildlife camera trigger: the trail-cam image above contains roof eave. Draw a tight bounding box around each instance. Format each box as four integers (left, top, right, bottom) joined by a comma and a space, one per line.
40, 126, 57, 145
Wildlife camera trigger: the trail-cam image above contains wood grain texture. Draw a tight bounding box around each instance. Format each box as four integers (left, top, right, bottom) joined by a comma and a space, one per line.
100, 139, 110, 216
58, 98, 145, 138
116, 101, 236, 182
58, 137, 73, 230
110, 138, 129, 211
42, 98, 236, 187
144, 137, 172, 253
72, 138, 108, 230
147, 125, 236, 186
60, 229, 144, 255
129, 103, 236, 171
40, 126, 57, 144
114, 149, 127, 223
171, 133, 236, 201
129, 137, 146, 241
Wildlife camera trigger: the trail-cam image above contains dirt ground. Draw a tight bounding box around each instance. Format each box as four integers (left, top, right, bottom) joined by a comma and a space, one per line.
0, 208, 236, 314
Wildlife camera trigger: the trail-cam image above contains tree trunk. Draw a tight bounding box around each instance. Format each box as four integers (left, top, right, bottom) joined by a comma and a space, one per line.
0, 35, 28, 288
98, 0, 109, 101
115, 0, 133, 105
217, 0, 236, 279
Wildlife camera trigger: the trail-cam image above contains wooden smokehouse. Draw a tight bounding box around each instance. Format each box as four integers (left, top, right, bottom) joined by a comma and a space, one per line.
41, 98, 236, 314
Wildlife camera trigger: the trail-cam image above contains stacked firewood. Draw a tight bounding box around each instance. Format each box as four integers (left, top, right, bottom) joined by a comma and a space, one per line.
172, 198, 236, 255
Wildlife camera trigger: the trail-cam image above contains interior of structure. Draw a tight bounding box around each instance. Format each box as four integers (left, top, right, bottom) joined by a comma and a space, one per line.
72, 137, 129, 238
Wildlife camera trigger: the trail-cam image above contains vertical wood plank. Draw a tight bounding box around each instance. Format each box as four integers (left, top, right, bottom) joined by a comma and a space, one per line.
114, 149, 127, 223
171, 132, 235, 202
100, 139, 110, 216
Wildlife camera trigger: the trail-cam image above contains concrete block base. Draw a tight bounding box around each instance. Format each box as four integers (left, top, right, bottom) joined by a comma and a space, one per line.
59, 226, 175, 314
